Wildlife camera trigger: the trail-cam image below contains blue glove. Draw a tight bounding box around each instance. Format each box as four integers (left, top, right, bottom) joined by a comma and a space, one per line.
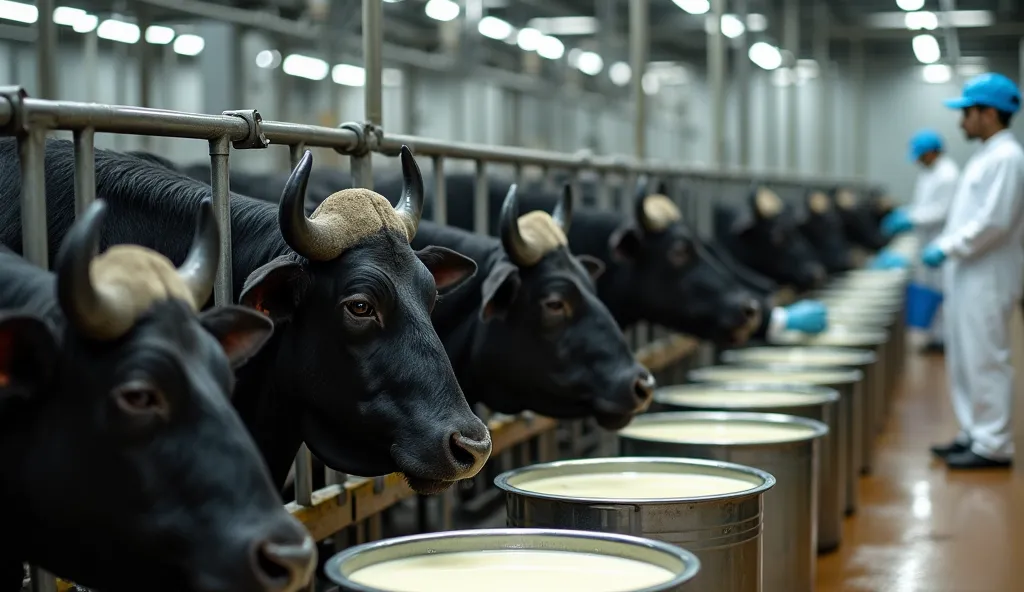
784, 300, 829, 334
921, 243, 947, 268
869, 249, 909, 270
880, 207, 913, 237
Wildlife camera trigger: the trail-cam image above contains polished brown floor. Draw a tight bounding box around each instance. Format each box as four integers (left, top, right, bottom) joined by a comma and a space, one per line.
816, 350, 1024, 591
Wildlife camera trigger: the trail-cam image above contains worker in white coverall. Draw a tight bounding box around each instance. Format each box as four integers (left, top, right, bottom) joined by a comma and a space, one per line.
880, 130, 960, 353
922, 72, 1024, 469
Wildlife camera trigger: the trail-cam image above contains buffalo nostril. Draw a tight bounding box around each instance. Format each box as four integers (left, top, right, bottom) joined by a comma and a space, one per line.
633, 371, 656, 410
743, 299, 760, 319
449, 432, 491, 471
252, 535, 317, 591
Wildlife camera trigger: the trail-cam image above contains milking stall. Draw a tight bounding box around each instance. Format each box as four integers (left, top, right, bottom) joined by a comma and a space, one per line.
2, 0, 1024, 590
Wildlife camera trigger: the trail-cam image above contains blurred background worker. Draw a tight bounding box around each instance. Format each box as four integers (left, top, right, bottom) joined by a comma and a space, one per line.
880, 130, 960, 353
921, 73, 1024, 470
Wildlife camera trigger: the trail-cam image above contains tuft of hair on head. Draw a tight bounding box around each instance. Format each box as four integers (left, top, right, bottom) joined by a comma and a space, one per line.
834, 188, 857, 210
641, 194, 682, 232
516, 210, 568, 264
754, 187, 784, 218
808, 191, 831, 215
305, 188, 410, 257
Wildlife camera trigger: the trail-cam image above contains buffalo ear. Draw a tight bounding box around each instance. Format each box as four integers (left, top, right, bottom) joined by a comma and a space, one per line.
416, 245, 478, 296
576, 255, 606, 281
609, 226, 643, 262
0, 313, 58, 400
480, 261, 521, 322
198, 305, 276, 371
239, 256, 308, 323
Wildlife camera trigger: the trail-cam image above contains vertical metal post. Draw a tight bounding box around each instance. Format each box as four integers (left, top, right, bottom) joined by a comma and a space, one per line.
19, 129, 48, 268
73, 129, 96, 218
363, 0, 383, 126
764, 70, 778, 170
36, 0, 57, 99
473, 160, 489, 237
629, 0, 649, 159
433, 157, 447, 225
208, 136, 233, 307
401, 67, 418, 134
137, 8, 154, 150
735, 0, 751, 169
709, 0, 726, 169
814, 2, 832, 174
29, 568, 56, 592
851, 37, 867, 177
83, 28, 98, 103
784, 0, 799, 172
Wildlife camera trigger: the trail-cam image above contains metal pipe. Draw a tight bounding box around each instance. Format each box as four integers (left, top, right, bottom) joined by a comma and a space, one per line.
709, 0, 726, 169
735, 0, 751, 169
73, 128, 96, 218
629, 0, 649, 159
208, 136, 233, 307
851, 38, 867, 178
814, 2, 832, 175
22, 99, 251, 140
433, 156, 447, 225
474, 160, 488, 236
83, 28, 98, 104
363, 0, 383, 126
35, 0, 56, 100
938, 0, 962, 85
19, 129, 48, 268
784, 0, 799, 172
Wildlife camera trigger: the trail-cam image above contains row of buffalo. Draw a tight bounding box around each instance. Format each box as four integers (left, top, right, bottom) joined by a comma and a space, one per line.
0, 136, 891, 592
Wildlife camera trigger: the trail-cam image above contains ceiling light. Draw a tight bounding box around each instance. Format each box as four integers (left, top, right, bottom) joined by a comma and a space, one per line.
865, 10, 992, 29
145, 25, 175, 45
922, 64, 951, 83
478, 16, 513, 40
796, 59, 820, 80
0, 0, 37, 24
896, 0, 925, 10
575, 51, 603, 76
525, 16, 598, 36
425, 0, 459, 22
537, 35, 564, 60
53, 6, 97, 32
673, 0, 710, 15
912, 33, 940, 64
747, 13, 768, 32
97, 19, 141, 44
517, 27, 543, 51
332, 64, 365, 86
772, 67, 797, 87
609, 61, 631, 86
748, 41, 782, 70
720, 14, 746, 38
173, 34, 204, 56
282, 53, 329, 80
255, 49, 282, 69
905, 11, 937, 30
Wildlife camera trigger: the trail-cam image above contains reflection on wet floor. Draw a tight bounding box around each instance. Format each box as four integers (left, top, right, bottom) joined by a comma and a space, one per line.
817, 350, 1024, 591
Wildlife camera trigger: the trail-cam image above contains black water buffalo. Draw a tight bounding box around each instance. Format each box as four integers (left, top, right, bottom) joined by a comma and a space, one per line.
414, 184, 654, 429
713, 185, 827, 293
830, 187, 889, 252
0, 199, 315, 592
798, 188, 855, 274
0, 138, 491, 495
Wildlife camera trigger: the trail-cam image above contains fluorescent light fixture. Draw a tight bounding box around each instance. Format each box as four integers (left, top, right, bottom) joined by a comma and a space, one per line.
97, 19, 141, 44
896, 0, 925, 10
772, 67, 796, 87
749, 41, 782, 70
517, 27, 543, 51
53, 6, 98, 32
282, 53, 329, 80
912, 33, 940, 64
478, 16, 513, 40
145, 25, 175, 45
720, 14, 745, 38
425, 0, 459, 22
332, 64, 365, 86
525, 16, 598, 36
673, 0, 709, 15
609, 61, 631, 86
922, 64, 951, 84
0, 0, 37, 24
537, 35, 564, 60
796, 58, 820, 80
173, 34, 204, 56
904, 11, 937, 30
255, 49, 282, 69
747, 13, 768, 32
865, 10, 993, 29
957, 63, 986, 77
575, 51, 603, 75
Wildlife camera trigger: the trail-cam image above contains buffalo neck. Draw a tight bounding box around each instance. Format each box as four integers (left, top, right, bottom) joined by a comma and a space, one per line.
563, 211, 638, 329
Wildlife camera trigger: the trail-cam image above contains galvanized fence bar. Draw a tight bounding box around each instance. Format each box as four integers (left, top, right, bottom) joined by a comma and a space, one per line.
72, 128, 96, 217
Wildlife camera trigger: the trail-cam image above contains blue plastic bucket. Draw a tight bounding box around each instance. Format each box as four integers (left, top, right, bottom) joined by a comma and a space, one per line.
906, 282, 943, 329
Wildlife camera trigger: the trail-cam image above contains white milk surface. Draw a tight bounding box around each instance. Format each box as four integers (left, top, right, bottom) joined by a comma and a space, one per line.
695, 366, 852, 384
516, 470, 756, 499
658, 387, 820, 408
621, 420, 817, 445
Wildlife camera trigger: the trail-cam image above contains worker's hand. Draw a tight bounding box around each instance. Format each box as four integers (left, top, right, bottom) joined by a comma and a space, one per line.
921, 243, 947, 268
869, 249, 909, 270
784, 300, 829, 334
880, 207, 914, 237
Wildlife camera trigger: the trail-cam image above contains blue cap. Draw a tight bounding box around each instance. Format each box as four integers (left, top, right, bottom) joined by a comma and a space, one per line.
944, 72, 1021, 114
908, 129, 944, 162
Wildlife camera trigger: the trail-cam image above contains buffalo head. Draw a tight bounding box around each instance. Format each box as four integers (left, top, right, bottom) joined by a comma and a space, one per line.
798, 188, 855, 273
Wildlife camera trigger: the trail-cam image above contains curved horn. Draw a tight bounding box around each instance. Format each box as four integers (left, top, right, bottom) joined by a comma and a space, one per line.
552, 183, 574, 236
633, 175, 655, 233
55, 199, 131, 339
393, 145, 424, 241
277, 149, 322, 259
499, 183, 539, 267
176, 198, 220, 308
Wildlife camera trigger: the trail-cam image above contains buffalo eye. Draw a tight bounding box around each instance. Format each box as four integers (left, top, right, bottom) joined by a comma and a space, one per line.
345, 300, 376, 318
667, 242, 691, 268
541, 296, 571, 325
112, 380, 168, 418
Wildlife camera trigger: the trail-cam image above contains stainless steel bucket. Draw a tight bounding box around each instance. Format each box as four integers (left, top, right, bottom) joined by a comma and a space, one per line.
495, 457, 775, 592
617, 412, 827, 592
719, 346, 880, 475
324, 528, 701, 592
687, 364, 864, 515
651, 383, 842, 553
